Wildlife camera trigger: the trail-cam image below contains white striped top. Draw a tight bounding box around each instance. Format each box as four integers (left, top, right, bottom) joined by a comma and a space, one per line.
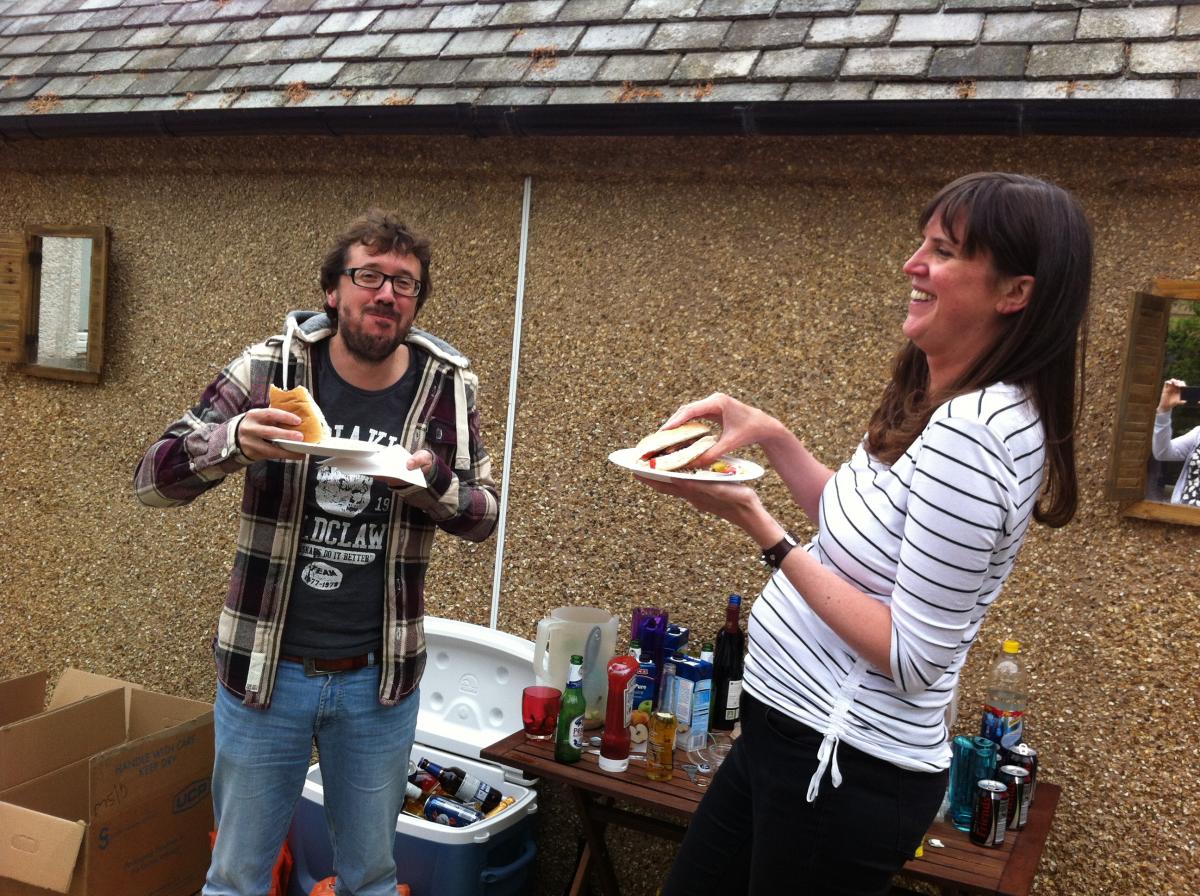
743, 383, 1045, 786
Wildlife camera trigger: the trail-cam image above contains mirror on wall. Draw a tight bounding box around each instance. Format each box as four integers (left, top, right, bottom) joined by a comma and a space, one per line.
0, 225, 109, 383
1107, 279, 1200, 526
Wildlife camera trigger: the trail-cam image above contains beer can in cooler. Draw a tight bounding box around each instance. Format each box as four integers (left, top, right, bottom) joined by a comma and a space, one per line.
998, 764, 1031, 831
969, 780, 1008, 847
1002, 742, 1038, 806
422, 794, 485, 827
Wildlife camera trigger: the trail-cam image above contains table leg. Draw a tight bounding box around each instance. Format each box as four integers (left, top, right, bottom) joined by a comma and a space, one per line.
571, 787, 623, 896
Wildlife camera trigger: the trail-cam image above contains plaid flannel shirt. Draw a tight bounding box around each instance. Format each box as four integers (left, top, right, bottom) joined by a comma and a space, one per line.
134, 311, 498, 707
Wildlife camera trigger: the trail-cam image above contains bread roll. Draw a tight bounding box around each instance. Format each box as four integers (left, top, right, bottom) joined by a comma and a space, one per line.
269, 384, 331, 444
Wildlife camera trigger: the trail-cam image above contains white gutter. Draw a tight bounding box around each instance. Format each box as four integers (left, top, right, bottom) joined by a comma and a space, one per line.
490, 175, 532, 630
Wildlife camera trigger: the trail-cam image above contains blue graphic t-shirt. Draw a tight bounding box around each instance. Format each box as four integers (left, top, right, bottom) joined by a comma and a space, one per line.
281, 341, 425, 658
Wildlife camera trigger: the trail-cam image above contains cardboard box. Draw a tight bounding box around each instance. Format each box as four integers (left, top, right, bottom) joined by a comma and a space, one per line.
0, 669, 214, 896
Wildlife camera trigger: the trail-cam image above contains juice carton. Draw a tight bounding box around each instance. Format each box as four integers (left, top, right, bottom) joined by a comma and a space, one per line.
668, 653, 712, 752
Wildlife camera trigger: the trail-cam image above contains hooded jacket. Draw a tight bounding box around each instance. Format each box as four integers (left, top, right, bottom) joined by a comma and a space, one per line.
134, 311, 498, 707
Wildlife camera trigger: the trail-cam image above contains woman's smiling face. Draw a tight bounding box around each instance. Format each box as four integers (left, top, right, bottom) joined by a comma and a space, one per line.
902, 212, 1024, 389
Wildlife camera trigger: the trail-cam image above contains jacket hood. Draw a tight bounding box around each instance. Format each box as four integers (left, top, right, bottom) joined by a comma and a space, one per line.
280, 310, 470, 369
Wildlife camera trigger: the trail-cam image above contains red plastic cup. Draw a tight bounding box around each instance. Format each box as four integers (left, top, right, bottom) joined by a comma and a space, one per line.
522, 686, 561, 740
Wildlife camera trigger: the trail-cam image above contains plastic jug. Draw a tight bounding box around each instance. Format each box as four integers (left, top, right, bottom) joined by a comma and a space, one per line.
533, 606, 619, 729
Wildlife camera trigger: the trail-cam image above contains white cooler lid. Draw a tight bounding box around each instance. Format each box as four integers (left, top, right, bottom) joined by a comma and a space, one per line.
418, 616, 535, 778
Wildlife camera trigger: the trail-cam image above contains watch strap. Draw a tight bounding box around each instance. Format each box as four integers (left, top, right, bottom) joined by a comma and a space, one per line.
761, 531, 798, 570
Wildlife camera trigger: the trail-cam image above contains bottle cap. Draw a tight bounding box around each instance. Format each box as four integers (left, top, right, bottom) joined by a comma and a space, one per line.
570, 654, 583, 664
1002, 639, 1021, 654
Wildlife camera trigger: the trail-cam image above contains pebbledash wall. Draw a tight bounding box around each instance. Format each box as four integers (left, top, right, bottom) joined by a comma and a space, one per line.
0, 133, 1195, 895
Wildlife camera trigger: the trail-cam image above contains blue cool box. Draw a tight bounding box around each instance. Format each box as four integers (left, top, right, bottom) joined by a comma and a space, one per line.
287, 617, 539, 896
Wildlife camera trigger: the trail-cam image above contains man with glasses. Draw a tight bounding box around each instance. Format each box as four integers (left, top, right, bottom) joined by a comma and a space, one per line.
135, 209, 498, 896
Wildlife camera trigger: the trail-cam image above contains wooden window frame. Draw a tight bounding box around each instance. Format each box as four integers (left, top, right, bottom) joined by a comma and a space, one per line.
1106, 278, 1200, 526
0, 225, 109, 384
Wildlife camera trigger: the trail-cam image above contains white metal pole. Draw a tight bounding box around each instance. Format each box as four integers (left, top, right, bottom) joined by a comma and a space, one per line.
489, 175, 532, 630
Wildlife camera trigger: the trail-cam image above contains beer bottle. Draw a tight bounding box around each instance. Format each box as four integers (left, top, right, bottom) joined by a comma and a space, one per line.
646, 661, 678, 782
555, 654, 587, 763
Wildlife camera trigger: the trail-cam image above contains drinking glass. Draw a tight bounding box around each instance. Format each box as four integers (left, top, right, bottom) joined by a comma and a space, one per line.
522, 686, 561, 740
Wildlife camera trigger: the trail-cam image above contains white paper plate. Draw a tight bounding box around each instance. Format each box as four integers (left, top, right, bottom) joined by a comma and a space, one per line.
271, 437, 384, 457
607, 447, 764, 483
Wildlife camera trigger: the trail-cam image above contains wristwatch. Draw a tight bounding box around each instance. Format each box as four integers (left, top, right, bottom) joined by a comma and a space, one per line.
760, 532, 798, 570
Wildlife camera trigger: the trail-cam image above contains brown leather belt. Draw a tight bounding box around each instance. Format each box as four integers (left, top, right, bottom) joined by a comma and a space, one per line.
280, 653, 376, 676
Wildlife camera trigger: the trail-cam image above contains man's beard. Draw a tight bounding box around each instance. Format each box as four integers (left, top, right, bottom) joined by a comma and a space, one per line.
339, 309, 409, 362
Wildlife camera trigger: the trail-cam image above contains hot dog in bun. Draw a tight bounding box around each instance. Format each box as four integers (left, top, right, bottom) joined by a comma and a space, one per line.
633, 422, 721, 472
269, 384, 331, 444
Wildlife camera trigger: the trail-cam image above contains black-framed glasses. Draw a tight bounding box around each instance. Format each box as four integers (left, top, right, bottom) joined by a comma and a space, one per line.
342, 268, 422, 297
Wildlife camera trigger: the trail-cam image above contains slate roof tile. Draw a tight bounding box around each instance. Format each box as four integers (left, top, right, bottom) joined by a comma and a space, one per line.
42, 30, 92, 53
546, 84, 622, 102
929, 42, 1024, 77
121, 4, 173, 26
382, 31, 454, 58
492, 1, 569, 27
332, 60, 406, 87
523, 53, 605, 81
1129, 40, 1200, 74
841, 45, 932, 77
391, 58, 468, 85
807, 14, 894, 46
726, 18, 810, 48
80, 48, 138, 71
578, 23, 657, 51
442, 29, 515, 58
1076, 7, 1176, 41
784, 80, 872, 98
557, 0, 636, 21
777, 0, 856, 15
981, 10, 1076, 42
699, 0, 778, 16
412, 86, 483, 103
1026, 41, 1125, 78
316, 9, 380, 33
264, 12, 325, 37
626, 0, 704, 22
169, 22, 227, 44
479, 84, 554, 103
122, 69, 186, 94
4, 33, 54, 54
175, 66, 235, 92
892, 11, 983, 44
128, 45, 184, 69
671, 48, 758, 79
223, 63, 290, 87
372, 7, 439, 30
277, 60, 344, 85
36, 51, 93, 75
0, 56, 48, 76
508, 25, 587, 53
124, 24, 180, 46
647, 20, 732, 50
462, 55, 534, 83
596, 51, 681, 80
428, 4, 501, 30
216, 17, 275, 42
756, 46, 843, 78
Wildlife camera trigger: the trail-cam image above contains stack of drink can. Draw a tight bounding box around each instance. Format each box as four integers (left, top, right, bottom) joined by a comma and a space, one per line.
950, 739, 1038, 848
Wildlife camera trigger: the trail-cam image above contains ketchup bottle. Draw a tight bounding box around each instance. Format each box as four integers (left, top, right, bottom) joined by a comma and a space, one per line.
598, 654, 641, 773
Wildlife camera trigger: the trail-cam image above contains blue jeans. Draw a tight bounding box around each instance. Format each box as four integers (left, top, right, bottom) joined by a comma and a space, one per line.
205, 660, 418, 896
663, 693, 947, 896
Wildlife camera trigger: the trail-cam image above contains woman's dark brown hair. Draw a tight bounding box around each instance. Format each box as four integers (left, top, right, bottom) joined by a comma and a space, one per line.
866, 172, 1092, 527
319, 209, 433, 322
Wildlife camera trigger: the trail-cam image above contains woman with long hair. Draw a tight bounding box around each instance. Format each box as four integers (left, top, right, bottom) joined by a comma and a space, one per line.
640, 172, 1092, 896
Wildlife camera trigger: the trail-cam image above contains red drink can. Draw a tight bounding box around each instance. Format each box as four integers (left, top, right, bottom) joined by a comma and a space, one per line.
969, 780, 1008, 847
997, 764, 1031, 831
1001, 742, 1038, 807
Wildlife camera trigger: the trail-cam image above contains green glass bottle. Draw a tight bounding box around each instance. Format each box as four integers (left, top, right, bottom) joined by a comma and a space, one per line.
554, 654, 587, 763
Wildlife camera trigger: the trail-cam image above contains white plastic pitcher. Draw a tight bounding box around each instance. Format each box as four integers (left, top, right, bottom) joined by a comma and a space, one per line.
532, 606, 619, 729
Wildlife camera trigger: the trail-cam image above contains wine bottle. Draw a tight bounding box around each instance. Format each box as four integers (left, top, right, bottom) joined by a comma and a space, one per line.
554, 654, 587, 763
710, 594, 745, 731
417, 757, 503, 813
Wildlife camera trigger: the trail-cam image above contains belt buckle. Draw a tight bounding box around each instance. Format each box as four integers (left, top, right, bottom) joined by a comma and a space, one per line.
302, 657, 331, 677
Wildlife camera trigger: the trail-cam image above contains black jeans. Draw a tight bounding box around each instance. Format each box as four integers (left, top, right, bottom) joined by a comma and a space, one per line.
663, 693, 948, 896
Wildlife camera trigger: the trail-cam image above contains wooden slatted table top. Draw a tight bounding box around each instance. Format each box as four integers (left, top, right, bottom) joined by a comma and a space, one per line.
481, 729, 706, 820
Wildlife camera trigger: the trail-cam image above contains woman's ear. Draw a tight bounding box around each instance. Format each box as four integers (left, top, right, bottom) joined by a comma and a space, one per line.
996, 275, 1034, 315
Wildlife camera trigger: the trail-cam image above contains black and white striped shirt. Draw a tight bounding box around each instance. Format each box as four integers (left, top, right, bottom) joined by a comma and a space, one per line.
744, 383, 1045, 791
